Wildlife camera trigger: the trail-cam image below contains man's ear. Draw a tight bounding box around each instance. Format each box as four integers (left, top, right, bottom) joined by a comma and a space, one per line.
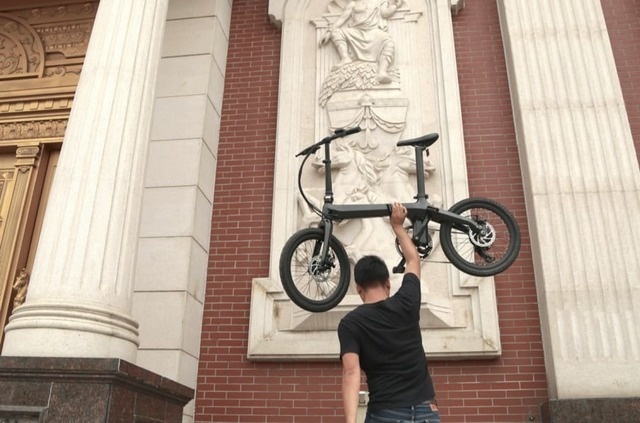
356, 285, 364, 295
385, 280, 391, 292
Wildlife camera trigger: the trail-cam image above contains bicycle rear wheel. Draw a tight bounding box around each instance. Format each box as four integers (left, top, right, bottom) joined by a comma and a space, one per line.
279, 228, 350, 312
440, 198, 520, 277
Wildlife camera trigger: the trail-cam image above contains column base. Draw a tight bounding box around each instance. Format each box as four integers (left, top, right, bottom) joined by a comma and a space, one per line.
2, 302, 139, 362
542, 398, 640, 423
0, 357, 193, 422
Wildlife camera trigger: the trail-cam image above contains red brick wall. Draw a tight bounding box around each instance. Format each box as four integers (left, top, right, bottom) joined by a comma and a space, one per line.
195, 0, 550, 421
601, 0, 640, 159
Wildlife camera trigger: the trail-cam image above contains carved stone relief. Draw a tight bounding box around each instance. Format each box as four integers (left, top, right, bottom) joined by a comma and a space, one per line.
0, 2, 97, 142
250, 0, 501, 361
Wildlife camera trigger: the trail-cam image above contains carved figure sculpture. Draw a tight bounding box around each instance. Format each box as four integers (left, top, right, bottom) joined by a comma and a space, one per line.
321, 0, 402, 83
12, 268, 29, 309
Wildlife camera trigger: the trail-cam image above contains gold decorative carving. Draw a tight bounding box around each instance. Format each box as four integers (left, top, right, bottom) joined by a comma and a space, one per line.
43, 64, 82, 78
36, 22, 93, 58
16, 146, 40, 159
0, 98, 73, 114
0, 13, 45, 79
0, 2, 97, 144
0, 119, 67, 140
12, 3, 99, 25
12, 268, 29, 309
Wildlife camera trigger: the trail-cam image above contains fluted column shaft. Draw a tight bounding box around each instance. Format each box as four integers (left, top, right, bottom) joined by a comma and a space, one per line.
498, 0, 640, 399
2, 0, 169, 362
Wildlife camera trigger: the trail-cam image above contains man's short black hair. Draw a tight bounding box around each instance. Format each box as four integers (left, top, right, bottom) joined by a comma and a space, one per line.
354, 255, 389, 289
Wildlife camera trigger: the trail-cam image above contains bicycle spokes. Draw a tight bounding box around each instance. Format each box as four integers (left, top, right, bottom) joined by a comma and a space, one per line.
449, 208, 511, 267
290, 239, 340, 301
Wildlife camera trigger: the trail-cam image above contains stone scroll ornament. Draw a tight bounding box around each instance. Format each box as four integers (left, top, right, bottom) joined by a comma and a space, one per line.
306, 0, 439, 267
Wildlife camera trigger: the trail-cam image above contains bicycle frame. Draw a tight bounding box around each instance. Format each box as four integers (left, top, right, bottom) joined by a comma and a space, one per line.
300, 130, 482, 270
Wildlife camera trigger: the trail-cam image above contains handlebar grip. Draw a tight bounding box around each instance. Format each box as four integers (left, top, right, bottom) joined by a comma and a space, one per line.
296, 127, 362, 157
342, 126, 362, 136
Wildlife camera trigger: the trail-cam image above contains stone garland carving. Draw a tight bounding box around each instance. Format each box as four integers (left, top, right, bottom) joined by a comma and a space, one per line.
12, 268, 29, 309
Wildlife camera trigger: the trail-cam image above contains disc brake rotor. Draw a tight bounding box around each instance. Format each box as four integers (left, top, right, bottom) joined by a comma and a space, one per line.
309, 255, 332, 283
468, 222, 496, 248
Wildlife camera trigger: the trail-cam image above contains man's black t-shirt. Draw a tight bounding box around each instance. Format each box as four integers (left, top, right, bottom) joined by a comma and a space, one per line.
338, 273, 435, 410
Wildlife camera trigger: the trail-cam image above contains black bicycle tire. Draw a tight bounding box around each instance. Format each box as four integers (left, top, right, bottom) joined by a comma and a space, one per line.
279, 228, 351, 312
440, 197, 520, 277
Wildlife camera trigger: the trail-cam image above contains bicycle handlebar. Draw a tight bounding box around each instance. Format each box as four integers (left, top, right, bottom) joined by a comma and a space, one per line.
295, 126, 362, 157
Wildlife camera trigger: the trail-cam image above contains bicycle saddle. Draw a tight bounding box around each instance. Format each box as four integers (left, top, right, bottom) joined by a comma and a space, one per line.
397, 133, 439, 148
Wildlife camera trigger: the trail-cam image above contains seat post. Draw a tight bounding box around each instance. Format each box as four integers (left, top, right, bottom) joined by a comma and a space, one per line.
414, 146, 428, 201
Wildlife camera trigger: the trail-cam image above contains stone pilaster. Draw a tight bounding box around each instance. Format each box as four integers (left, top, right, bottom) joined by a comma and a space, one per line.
498, 0, 640, 401
2, 0, 169, 362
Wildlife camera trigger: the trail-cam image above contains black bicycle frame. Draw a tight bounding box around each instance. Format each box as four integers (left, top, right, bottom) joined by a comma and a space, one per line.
309, 136, 481, 264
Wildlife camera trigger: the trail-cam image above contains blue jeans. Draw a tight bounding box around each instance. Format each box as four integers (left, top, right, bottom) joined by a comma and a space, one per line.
365, 402, 441, 423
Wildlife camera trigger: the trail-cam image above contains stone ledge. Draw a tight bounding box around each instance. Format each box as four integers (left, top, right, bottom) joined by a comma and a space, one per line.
542, 398, 640, 423
0, 357, 194, 422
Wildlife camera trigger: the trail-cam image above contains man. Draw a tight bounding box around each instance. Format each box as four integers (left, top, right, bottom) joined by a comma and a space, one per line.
338, 202, 439, 423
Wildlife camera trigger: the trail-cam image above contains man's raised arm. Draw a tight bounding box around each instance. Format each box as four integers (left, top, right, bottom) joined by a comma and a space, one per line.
389, 202, 420, 279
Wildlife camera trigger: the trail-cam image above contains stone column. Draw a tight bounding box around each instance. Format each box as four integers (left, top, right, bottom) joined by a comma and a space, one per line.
2, 0, 169, 362
498, 0, 640, 408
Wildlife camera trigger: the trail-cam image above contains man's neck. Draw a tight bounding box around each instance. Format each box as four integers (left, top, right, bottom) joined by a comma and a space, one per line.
363, 287, 389, 304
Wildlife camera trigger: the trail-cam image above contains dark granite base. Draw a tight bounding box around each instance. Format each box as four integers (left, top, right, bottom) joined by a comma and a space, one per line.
541, 398, 640, 423
0, 357, 193, 423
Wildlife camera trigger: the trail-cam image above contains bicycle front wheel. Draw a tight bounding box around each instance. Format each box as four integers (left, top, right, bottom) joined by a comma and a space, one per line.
440, 198, 520, 277
279, 228, 350, 312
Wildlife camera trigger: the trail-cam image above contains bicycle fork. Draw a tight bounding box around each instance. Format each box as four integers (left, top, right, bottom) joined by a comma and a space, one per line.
313, 219, 334, 270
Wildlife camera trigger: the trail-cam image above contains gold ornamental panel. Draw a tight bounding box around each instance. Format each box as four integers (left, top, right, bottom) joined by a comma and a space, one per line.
0, 0, 99, 145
